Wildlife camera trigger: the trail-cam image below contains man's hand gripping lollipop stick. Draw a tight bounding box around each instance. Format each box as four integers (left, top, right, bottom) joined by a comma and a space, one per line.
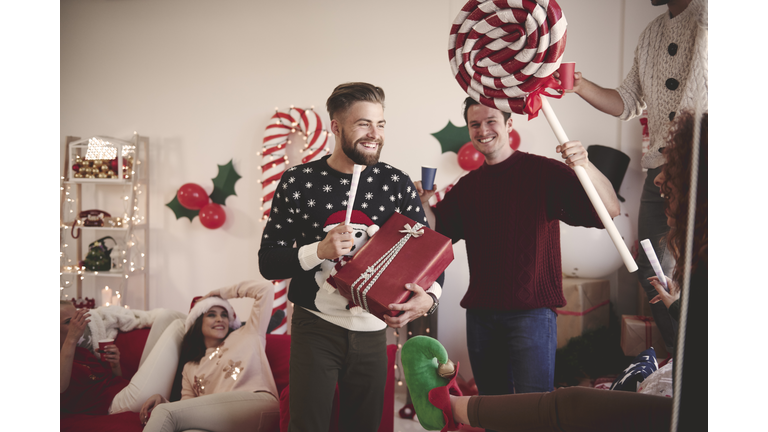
540, 98, 638, 273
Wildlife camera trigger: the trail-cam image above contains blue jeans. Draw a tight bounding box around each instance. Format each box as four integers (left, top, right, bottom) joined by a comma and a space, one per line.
466, 307, 556, 398
637, 167, 678, 353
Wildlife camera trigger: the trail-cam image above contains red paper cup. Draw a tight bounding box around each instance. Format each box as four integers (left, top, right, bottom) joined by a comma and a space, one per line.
558, 62, 575, 90
98, 339, 114, 361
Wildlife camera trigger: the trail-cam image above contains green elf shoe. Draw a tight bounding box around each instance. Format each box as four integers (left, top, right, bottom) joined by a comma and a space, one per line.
401, 336, 463, 431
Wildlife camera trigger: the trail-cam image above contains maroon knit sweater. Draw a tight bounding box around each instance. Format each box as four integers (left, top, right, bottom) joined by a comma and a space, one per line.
433, 151, 603, 311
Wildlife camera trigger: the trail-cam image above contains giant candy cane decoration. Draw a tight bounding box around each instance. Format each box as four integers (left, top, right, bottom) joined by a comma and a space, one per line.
260, 107, 330, 333
449, 0, 637, 272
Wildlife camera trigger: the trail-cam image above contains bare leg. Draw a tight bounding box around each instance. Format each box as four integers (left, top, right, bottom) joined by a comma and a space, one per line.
449, 395, 470, 425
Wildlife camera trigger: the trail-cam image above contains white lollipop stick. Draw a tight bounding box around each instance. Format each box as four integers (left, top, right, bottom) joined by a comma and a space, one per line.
640, 239, 668, 291
344, 164, 363, 226
540, 98, 638, 273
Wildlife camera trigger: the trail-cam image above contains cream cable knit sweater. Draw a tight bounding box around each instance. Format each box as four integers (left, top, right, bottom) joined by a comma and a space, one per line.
617, 0, 708, 169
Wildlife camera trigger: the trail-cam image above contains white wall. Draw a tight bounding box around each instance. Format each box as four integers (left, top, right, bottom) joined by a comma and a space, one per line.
61, 0, 663, 378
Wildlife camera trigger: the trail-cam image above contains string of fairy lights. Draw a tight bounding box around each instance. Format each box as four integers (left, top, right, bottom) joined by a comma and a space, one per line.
60, 134, 146, 308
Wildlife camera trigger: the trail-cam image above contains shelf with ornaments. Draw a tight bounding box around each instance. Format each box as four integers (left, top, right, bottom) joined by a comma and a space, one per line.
67, 136, 138, 182
60, 133, 150, 310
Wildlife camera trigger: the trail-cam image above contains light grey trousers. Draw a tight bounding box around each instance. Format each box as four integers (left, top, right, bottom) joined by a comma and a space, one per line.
143, 391, 280, 432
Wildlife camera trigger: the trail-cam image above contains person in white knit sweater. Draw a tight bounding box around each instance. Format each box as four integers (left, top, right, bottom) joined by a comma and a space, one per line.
557, 0, 707, 353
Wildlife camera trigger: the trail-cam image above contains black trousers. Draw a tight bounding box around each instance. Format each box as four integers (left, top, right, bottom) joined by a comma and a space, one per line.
288, 306, 388, 432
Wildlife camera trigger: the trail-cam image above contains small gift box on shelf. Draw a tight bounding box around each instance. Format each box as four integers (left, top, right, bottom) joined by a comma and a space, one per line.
333, 212, 454, 321
556, 277, 610, 348
620, 315, 668, 359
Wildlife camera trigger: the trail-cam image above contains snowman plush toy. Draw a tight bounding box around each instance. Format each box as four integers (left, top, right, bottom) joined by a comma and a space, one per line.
314, 210, 379, 314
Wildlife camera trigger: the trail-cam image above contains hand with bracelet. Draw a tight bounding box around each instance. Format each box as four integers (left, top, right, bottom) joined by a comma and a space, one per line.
383, 283, 438, 329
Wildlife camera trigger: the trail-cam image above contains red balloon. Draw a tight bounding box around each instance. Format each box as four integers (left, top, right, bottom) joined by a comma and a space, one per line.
509, 129, 521, 150
457, 143, 484, 171
199, 203, 226, 229
177, 183, 209, 210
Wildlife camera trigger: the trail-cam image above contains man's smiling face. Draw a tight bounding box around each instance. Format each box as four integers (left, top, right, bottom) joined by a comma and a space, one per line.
467, 103, 514, 165
336, 101, 386, 166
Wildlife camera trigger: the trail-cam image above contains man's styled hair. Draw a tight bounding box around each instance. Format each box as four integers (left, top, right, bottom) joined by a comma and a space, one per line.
326, 82, 386, 121
462, 96, 511, 124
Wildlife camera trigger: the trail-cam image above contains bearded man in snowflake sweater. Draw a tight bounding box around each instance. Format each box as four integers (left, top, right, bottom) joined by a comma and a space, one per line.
259, 82, 441, 432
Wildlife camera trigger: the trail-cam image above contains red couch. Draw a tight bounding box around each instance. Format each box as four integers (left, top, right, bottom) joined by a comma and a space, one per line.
61, 327, 395, 432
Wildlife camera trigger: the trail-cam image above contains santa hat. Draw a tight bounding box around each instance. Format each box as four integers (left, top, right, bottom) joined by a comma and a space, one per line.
185, 295, 241, 332
324, 210, 374, 230
323, 210, 379, 237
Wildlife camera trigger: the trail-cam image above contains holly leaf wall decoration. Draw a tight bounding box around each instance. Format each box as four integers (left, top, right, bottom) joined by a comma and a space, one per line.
431, 120, 469, 154
209, 159, 242, 205
166, 195, 199, 221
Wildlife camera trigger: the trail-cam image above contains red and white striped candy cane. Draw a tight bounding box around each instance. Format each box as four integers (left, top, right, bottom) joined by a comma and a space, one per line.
448, 0, 567, 115
448, 0, 637, 273
260, 106, 330, 333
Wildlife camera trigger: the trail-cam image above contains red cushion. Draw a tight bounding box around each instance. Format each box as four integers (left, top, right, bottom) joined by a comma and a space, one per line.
265, 334, 291, 396
61, 411, 143, 432
113, 328, 151, 381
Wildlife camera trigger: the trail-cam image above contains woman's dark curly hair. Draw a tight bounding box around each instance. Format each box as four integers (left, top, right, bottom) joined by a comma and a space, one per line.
658, 110, 708, 285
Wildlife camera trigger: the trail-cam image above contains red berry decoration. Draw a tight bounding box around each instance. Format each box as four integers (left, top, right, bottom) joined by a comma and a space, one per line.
199, 202, 226, 229
177, 183, 210, 210
457, 142, 484, 171
509, 129, 521, 150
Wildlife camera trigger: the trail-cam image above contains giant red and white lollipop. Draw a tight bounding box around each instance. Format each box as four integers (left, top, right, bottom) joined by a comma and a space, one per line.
449, 0, 637, 272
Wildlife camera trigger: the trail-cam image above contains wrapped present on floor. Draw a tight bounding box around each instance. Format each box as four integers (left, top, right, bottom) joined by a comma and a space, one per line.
637, 283, 653, 317
620, 315, 668, 359
333, 212, 454, 321
556, 277, 610, 348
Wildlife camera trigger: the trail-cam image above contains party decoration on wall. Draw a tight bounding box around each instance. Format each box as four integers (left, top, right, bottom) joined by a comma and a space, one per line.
510, 129, 521, 150
457, 143, 484, 171
430, 121, 468, 154
166, 159, 241, 229
448, 0, 637, 273
177, 183, 210, 210
209, 160, 242, 205
260, 106, 330, 334
199, 202, 226, 229
259, 106, 330, 221
166, 196, 200, 222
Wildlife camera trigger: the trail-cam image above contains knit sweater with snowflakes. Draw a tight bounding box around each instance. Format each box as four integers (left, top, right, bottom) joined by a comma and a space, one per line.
432, 151, 602, 311
617, 0, 707, 169
258, 155, 430, 332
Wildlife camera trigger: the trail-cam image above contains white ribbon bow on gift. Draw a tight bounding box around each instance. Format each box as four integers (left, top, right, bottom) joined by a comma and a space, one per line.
398, 223, 424, 238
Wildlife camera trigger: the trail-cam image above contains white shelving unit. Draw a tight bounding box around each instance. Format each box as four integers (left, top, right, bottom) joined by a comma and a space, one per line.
60, 134, 150, 309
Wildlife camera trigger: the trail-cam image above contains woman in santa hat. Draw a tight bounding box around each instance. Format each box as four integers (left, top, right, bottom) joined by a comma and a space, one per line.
139, 279, 279, 432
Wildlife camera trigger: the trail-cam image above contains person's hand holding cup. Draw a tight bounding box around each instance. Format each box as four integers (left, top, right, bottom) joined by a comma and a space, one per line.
98, 338, 115, 361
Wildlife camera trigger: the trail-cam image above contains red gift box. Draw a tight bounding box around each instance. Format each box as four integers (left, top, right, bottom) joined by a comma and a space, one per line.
333, 212, 454, 321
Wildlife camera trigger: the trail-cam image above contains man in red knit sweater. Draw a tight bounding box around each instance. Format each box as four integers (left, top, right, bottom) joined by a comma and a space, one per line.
416, 97, 620, 404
